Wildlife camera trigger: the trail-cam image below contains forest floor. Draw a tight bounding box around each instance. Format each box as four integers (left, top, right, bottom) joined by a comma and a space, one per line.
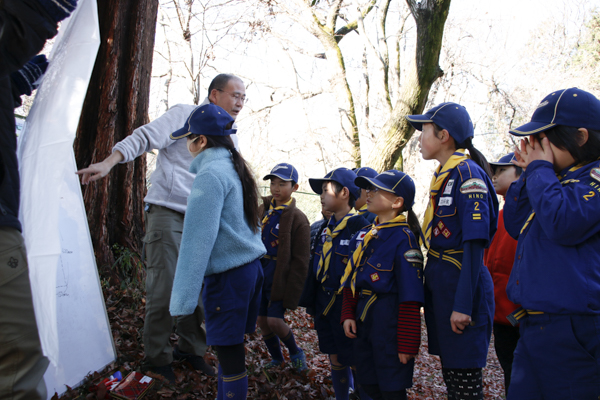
55, 278, 506, 400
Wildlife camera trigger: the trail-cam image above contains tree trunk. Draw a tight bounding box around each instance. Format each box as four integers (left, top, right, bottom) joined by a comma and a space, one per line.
367, 0, 451, 171
73, 0, 159, 267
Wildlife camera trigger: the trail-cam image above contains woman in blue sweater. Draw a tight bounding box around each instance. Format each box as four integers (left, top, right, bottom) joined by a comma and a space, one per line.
169, 103, 266, 400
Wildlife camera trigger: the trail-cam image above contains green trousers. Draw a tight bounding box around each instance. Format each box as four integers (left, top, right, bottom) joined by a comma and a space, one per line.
142, 205, 207, 367
0, 227, 48, 400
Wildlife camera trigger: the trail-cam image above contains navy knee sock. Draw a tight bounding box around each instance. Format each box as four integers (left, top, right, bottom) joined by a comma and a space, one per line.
222, 371, 248, 400
331, 364, 352, 400
217, 365, 223, 400
281, 329, 300, 355
263, 332, 284, 362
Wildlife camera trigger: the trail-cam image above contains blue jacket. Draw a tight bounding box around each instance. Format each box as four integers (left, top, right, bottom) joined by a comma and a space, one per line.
170, 147, 266, 316
505, 160, 600, 314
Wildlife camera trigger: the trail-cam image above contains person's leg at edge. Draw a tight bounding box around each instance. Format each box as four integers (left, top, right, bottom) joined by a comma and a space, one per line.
442, 368, 483, 400
330, 354, 352, 400
257, 316, 284, 366
215, 343, 247, 400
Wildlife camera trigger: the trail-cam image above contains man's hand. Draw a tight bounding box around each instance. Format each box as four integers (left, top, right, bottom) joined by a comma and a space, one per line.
76, 151, 123, 184
343, 319, 357, 339
450, 311, 471, 334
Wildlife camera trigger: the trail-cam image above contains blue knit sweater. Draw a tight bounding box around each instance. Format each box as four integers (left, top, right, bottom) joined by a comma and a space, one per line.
169, 147, 265, 316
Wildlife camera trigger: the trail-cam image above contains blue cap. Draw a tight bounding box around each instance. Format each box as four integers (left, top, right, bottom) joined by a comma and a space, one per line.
355, 170, 416, 209
509, 88, 600, 136
170, 103, 236, 139
489, 152, 516, 167
354, 167, 378, 179
263, 163, 299, 183
405, 102, 474, 144
309, 168, 361, 199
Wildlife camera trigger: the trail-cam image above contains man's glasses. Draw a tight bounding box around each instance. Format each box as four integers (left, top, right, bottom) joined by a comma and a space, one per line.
216, 89, 247, 104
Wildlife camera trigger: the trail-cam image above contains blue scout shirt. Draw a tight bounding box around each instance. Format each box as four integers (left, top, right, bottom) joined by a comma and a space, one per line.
262, 209, 282, 257
312, 214, 371, 308
348, 225, 424, 307
505, 159, 600, 314
428, 159, 498, 315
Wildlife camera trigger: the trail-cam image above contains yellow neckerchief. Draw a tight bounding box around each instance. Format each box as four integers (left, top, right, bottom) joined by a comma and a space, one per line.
316, 213, 354, 283
357, 204, 369, 216
420, 149, 469, 249
338, 214, 409, 294
519, 162, 585, 234
261, 197, 293, 229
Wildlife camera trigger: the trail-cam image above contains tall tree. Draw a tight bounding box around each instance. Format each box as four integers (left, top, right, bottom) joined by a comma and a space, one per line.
367, 0, 451, 171
73, 1, 159, 266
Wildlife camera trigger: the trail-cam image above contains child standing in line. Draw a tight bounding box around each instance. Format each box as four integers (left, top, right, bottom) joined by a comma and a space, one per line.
300, 168, 371, 400
257, 163, 311, 372
340, 170, 424, 400
503, 88, 600, 399
353, 167, 378, 224
405, 103, 498, 399
483, 152, 522, 396
169, 104, 266, 400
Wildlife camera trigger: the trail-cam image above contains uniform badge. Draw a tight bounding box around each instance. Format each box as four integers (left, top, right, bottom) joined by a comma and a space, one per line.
340, 239, 350, 246
442, 228, 452, 238
271, 240, 279, 247
357, 231, 367, 241
471, 213, 482, 221
342, 257, 348, 265
439, 197, 453, 206
460, 178, 488, 194
433, 227, 441, 237
591, 168, 600, 183
404, 249, 424, 264
326, 236, 333, 243
437, 221, 445, 230
370, 272, 380, 282
443, 179, 455, 195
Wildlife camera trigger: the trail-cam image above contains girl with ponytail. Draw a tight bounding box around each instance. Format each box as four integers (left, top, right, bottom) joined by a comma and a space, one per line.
405, 103, 498, 399
169, 103, 266, 400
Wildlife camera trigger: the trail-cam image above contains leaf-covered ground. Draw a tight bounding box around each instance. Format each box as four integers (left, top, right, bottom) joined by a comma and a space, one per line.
56, 283, 506, 399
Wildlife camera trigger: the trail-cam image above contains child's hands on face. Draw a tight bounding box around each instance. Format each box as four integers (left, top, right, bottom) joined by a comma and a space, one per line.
513, 136, 554, 169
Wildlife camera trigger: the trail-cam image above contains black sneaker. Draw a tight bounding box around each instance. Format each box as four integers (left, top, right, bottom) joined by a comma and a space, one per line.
145, 364, 176, 384
173, 346, 216, 376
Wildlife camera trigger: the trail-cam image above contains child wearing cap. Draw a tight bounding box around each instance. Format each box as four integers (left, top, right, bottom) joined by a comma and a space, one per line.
300, 168, 371, 400
503, 88, 600, 399
405, 102, 498, 399
340, 170, 424, 400
168, 103, 266, 400
353, 167, 379, 224
257, 163, 311, 372
483, 152, 522, 396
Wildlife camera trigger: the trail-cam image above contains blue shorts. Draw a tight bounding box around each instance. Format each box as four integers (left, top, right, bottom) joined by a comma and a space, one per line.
202, 259, 263, 346
508, 313, 600, 399
354, 294, 414, 391
258, 258, 286, 318
424, 256, 493, 369
314, 287, 354, 365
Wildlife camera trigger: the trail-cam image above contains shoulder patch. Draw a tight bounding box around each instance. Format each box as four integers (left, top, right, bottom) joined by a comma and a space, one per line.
404, 249, 424, 264
460, 178, 487, 194
591, 168, 600, 183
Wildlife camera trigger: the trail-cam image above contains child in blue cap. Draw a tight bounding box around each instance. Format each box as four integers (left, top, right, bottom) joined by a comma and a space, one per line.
353, 167, 379, 223
340, 170, 424, 400
484, 152, 522, 396
169, 103, 266, 400
257, 163, 311, 372
405, 102, 498, 399
503, 88, 600, 399
300, 168, 371, 400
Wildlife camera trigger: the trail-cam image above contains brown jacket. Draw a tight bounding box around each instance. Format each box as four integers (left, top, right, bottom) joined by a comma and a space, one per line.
259, 196, 311, 310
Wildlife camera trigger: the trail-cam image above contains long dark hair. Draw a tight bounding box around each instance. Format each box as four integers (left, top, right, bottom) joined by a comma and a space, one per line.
407, 208, 423, 242
537, 125, 600, 166
193, 134, 260, 233
433, 123, 493, 178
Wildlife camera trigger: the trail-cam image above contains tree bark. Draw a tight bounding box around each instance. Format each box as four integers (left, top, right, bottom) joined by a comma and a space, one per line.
73, 0, 159, 267
367, 0, 451, 171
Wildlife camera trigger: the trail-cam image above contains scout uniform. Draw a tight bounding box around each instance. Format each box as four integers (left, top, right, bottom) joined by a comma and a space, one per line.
504, 88, 600, 399
340, 170, 424, 394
